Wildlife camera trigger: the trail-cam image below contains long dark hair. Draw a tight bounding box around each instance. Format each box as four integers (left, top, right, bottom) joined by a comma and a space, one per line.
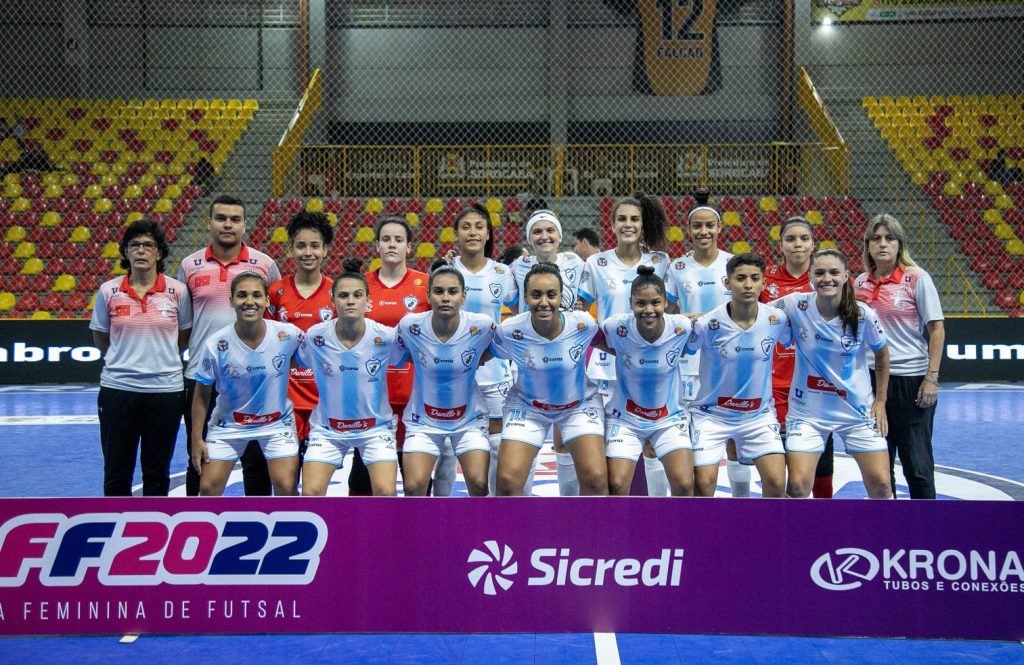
453, 203, 495, 259
612, 192, 667, 252
813, 248, 859, 339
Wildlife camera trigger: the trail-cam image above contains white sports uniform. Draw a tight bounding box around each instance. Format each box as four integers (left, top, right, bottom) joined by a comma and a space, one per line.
685, 302, 791, 466
773, 293, 889, 454
490, 310, 603, 448
578, 249, 670, 384
509, 252, 586, 313
602, 313, 694, 461
193, 320, 303, 460
665, 251, 732, 403
393, 310, 495, 456
453, 256, 515, 418
296, 319, 399, 466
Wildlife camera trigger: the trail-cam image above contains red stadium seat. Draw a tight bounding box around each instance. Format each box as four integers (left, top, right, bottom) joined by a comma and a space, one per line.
15, 293, 39, 312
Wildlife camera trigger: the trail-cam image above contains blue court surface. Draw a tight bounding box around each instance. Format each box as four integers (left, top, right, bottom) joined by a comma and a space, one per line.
1, 384, 1023, 663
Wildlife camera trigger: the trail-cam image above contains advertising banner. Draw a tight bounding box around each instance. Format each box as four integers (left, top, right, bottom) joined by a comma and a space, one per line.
0, 498, 1021, 639
942, 317, 1024, 383
0, 320, 101, 384
812, 1, 1024, 23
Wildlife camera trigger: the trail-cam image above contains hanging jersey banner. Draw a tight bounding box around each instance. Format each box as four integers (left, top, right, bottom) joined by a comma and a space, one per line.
635, 0, 719, 96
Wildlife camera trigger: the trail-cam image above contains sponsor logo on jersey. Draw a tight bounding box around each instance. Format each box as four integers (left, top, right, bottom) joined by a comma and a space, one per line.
318, 307, 333, 321
674, 326, 685, 336
217, 339, 228, 352
531, 399, 581, 412
576, 322, 587, 331
717, 397, 761, 411
328, 417, 377, 432
232, 411, 282, 426
807, 375, 848, 398
626, 399, 668, 421
651, 255, 660, 264
494, 265, 505, 274
424, 403, 467, 420
768, 314, 779, 326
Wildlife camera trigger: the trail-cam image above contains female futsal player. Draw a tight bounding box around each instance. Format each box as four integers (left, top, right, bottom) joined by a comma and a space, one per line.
190, 272, 304, 496
578, 193, 671, 496
601, 266, 694, 496
90, 219, 191, 496
344, 216, 430, 496
775, 249, 892, 499
296, 270, 399, 496
855, 214, 945, 499
392, 262, 495, 497
493, 263, 607, 496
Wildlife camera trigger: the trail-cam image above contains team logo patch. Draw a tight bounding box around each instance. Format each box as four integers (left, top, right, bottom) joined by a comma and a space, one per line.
277, 287, 285, 296
564, 268, 577, 283
597, 257, 607, 267
768, 283, 779, 299
409, 324, 421, 336
461, 350, 476, 367
617, 325, 628, 337
373, 336, 384, 346
568, 344, 584, 363
489, 283, 502, 298
666, 349, 679, 367
365, 358, 382, 376
469, 325, 480, 335
798, 299, 809, 310
278, 331, 289, 342
318, 307, 332, 321
313, 335, 325, 347
761, 338, 774, 357
404, 296, 419, 311
494, 265, 505, 274
769, 314, 780, 326
577, 322, 587, 331
512, 329, 524, 340
708, 319, 719, 331
674, 326, 685, 336
841, 334, 857, 351
675, 260, 685, 270
651, 255, 660, 264
217, 339, 228, 352
278, 308, 289, 322
272, 354, 286, 372
414, 278, 423, 286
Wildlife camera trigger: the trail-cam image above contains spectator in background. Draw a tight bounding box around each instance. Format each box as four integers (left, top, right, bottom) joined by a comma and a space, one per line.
177, 195, 281, 496
90, 219, 191, 496
986, 149, 1023, 185
499, 244, 528, 266
573, 227, 601, 262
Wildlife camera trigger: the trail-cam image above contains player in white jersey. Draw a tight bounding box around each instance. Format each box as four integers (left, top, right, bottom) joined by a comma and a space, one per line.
296, 271, 400, 496
392, 263, 496, 497
600, 266, 695, 496
191, 273, 303, 497
774, 249, 892, 499
508, 210, 587, 495
577, 193, 671, 496
432, 204, 516, 496
685, 254, 791, 498
492, 263, 607, 496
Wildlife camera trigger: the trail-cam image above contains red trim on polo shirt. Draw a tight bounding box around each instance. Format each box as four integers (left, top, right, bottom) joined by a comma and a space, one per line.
861, 265, 904, 302
117, 274, 167, 313
204, 244, 252, 282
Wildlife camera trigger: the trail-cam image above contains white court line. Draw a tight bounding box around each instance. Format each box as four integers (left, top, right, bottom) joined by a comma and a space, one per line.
0, 415, 99, 425
593, 632, 621, 665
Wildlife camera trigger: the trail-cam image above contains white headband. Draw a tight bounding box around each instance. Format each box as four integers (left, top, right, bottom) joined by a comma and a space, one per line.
525, 210, 562, 240
687, 205, 721, 222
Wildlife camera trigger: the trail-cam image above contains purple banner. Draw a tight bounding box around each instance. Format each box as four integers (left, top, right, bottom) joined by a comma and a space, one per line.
0, 498, 1022, 639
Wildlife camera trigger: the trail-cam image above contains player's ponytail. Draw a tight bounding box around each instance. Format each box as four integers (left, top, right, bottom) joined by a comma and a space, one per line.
341, 257, 365, 274
428, 259, 466, 290
813, 248, 859, 340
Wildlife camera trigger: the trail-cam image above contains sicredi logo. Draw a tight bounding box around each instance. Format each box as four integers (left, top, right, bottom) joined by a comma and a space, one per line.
811, 547, 1024, 593
0, 343, 101, 363
467, 541, 685, 595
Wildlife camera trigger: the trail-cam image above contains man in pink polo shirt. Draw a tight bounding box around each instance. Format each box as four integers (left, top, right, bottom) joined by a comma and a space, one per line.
177, 195, 281, 496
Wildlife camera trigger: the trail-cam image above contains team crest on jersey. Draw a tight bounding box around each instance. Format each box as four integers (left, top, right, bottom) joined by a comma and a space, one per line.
798, 299, 809, 310
708, 319, 719, 331
675, 260, 685, 270
616, 325, 628, 337
569, 344, 584, 364
768, 283, 779, 299
512, 329, 524, 340
279, 308, 289, 322
469, 325, 480, 335
278, 331, 290, 342
272, 354, 286, 373
651, 255, 661, 264
564, 268, 577, 283
318, 307, 332, 321
597, 257, 607, 267
841, 334, 857, 351
404, 296, 419, 311
373, 336, 384, 346
414, 278, 423, 286
577, 322, 587, 331
409, 324, 421, 336
489, 283, 502, 298
277, 287, 285, 296
217, 339, 228, 352
760, 338, 773, 357
582, 407, 600, 422
461, 350, 476, 367
768, 314, 779, 326
365, 358, 382, 376
313, 335, 325, 347
494, 265, 505, 274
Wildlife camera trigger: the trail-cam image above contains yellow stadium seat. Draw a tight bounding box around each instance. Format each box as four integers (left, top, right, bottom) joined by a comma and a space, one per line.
667, 227, 684, 242
271, 227, 289, 243
722, 211, 741, 227
994, 223, 1015, 240
101, 242, 120, 259
325, 212, 337, 226
61, 173, 79, 187
243, 99, 259, 110
911, 171, 928, 186
152, 198, 173, 213
769, 225, 781, 242
1006, 239, 1024, 256
365, 198, 384, 214
123, 184, 142, 199
125, 212, 145, 225
93, 198, 113, 213
13, 242, 35, 258
43, 183, 62, 199
0, 292, 14, 311
819, 240, 838, 251
490, 212, 501, 228
368, 258, 382, 272
985, 181, 1004, 197
805, 210, 824, 225
84, 184, 102, 199
4, 225, 26, 243
3, 182, 22, 198
227, 99, 242, 110
995, 194, 1014, 210
11, 197, 30, 212
983, 209, 1002, 225
485, 198, 503, 214
731, 241, 752, 254
163, 184, 182, 199
2, 173, 19, 187
40, 211, 62, 227
405, 212, 420, 227
440, 227, 457, 243
416, 243, 436, 259
943, 181, 962, 197
53, 274, 76, 292
111, 262, 128, 275
354, 227, 375, 243
20, 258, 43, 275
69, 226, 90, 243
88, 293, 97, 310
759, 196, 777, 212
425, 198, 443, 214
30, 311, 52, 320
306, 198, 324, 213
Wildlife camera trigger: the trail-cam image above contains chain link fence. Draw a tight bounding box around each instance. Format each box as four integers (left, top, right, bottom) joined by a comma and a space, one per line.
0, 0, 1022, 317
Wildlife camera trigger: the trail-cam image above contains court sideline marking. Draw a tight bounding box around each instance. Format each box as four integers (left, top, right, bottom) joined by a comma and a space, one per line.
594, 632, 621, 665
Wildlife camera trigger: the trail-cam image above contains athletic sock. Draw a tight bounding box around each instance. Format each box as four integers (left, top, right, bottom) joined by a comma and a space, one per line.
644, 455, 669, 497
555, 451, 579, 496
812, 475, 834, 499
727, 459, 751, 497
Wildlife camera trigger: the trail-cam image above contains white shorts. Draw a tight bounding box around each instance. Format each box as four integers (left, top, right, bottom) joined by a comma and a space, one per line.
502, 393, 605, 449
206, 430, 299, 462
304, 425, 398, 467
784, 418, 887, 455
403, 426, 490, 457
606, 418, 692, 461
677, 373, 699, 409
480, 380, 511, 420
690, 412, 784, 467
